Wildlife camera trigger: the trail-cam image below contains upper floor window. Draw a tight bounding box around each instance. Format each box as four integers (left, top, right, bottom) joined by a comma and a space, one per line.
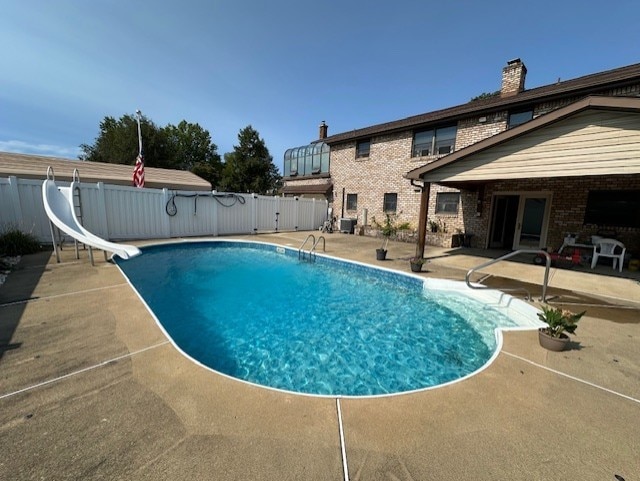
346, 193, 358, 211
412, 125, 457, 157
356, 139, 370, 159
435, 192, 460, 214
508, 109, 533, 128
383, 193, 398, 213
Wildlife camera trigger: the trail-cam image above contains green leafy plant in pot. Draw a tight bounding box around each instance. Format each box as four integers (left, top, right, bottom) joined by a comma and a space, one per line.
371, 214, 410, 261
537, 305, 586, 351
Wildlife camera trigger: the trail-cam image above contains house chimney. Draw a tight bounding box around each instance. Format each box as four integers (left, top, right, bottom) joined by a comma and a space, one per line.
501, 58, 527, 97
318, 121, 328, 140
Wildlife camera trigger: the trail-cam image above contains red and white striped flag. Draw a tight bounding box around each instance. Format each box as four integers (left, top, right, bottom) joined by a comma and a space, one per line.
133, 154, 145, 188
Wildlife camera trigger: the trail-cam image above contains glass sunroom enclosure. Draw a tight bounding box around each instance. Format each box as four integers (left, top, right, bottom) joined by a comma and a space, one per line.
284, 142, 330, 177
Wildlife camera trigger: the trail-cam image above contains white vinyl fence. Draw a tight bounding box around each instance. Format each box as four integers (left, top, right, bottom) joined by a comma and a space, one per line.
0, 176, 328, 243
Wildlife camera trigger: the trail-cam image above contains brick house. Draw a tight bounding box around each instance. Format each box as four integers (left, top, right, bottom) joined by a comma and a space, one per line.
282, 59, 640, 258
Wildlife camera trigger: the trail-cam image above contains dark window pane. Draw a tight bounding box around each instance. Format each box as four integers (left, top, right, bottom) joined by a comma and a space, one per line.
508, 110, 533, 128
436, 192, 460, 214
434, 126, 456, 154
584, 190, 640, 228
413, 126, 456, 157
413, 130, 433, 157
383, 193, 397, 213
356, 139, 370, 158
346, 193, 358, 210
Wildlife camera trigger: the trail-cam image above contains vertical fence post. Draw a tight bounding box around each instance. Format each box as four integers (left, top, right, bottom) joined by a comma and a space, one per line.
251, 193, 258, 234
161, 188, 172, 238
95, 182, 110, 239
211, 192, 218, 237
294, 196, 300, 231
274, 195, 281, 232
7, 176, 24, 230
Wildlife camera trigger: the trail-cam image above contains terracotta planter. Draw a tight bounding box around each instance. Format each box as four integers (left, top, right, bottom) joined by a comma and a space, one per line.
538, 329, 570, 351
376, 249, 387, 260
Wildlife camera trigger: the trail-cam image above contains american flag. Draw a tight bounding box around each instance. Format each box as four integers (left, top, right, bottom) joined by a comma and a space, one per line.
133, 154, 145, 188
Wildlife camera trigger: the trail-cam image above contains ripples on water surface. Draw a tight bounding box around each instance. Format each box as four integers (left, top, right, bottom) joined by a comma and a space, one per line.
117, 242, 518, 396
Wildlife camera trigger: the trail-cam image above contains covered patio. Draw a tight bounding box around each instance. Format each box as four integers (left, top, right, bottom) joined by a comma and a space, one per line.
407, 96, 640, 265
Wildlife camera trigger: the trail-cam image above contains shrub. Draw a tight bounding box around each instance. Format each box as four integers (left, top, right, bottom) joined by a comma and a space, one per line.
0, 229, 41, 256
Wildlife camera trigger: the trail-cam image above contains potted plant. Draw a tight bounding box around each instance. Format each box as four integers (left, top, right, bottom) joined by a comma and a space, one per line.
372, 214, 410, 261
376, 240, 389, 260
452, 228, 464, 247
409, 256, 427, 272
537, 305, 586, 351
428, 220, 439, 233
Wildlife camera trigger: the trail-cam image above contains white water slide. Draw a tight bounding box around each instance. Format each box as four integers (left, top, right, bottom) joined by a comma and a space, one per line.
42, 169, 141, 261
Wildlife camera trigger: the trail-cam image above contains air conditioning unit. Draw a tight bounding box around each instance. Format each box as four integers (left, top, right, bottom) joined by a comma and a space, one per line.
339, 218, 356, 234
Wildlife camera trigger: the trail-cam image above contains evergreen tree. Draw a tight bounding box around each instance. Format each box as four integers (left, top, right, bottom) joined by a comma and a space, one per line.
220, 125, 281, 194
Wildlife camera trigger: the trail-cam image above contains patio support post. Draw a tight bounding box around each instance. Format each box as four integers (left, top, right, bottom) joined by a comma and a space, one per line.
416, 180, 430, 258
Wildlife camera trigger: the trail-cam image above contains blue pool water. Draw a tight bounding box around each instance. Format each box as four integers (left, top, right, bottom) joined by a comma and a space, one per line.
115, 241, 521, 396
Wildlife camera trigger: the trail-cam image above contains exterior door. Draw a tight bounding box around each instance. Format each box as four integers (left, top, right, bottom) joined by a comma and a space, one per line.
489, 195, 519, 248
513, 193, 551, 249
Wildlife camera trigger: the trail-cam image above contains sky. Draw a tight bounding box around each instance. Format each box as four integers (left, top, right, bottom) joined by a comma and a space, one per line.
1, 0, 639, 171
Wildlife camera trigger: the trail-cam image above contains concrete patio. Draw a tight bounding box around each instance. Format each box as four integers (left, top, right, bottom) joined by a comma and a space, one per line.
1, 232, 639, 480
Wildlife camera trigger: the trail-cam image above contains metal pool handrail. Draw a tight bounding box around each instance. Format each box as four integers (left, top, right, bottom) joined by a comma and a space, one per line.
311, 236, 326, 254
298, 234, 326, 262
298, 234, 316, 260
465, 249, 551, 302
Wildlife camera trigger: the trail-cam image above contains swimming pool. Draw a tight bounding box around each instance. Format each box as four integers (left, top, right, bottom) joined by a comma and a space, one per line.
115, 240, 543, 397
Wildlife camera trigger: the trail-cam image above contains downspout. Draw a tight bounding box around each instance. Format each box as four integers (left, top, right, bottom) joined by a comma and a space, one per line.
411, 179, 430, 259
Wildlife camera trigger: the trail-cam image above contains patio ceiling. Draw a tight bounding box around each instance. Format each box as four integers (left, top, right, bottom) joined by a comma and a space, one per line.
406, 96, 640, 185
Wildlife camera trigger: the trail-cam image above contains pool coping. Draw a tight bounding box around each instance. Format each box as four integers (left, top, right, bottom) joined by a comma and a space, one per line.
113, 238, 547, 400
1, 233, 639, 480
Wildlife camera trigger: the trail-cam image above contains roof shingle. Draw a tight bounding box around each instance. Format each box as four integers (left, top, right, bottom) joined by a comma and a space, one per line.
322, 62, 640, 145
0, 152, 212, 191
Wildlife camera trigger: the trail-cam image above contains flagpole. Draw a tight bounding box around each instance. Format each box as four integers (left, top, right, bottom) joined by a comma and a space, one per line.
133, 109, 145, 188
135, 109, 143, 157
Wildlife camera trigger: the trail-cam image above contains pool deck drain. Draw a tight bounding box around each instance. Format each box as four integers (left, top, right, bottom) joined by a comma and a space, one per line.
1, 233, 639, 480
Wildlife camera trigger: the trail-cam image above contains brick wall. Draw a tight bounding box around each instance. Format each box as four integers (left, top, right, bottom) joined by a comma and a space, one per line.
476, 176, 640, 254
456, 113, 507, 149
286, 79, 640, 253
331, 132, 424, 228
